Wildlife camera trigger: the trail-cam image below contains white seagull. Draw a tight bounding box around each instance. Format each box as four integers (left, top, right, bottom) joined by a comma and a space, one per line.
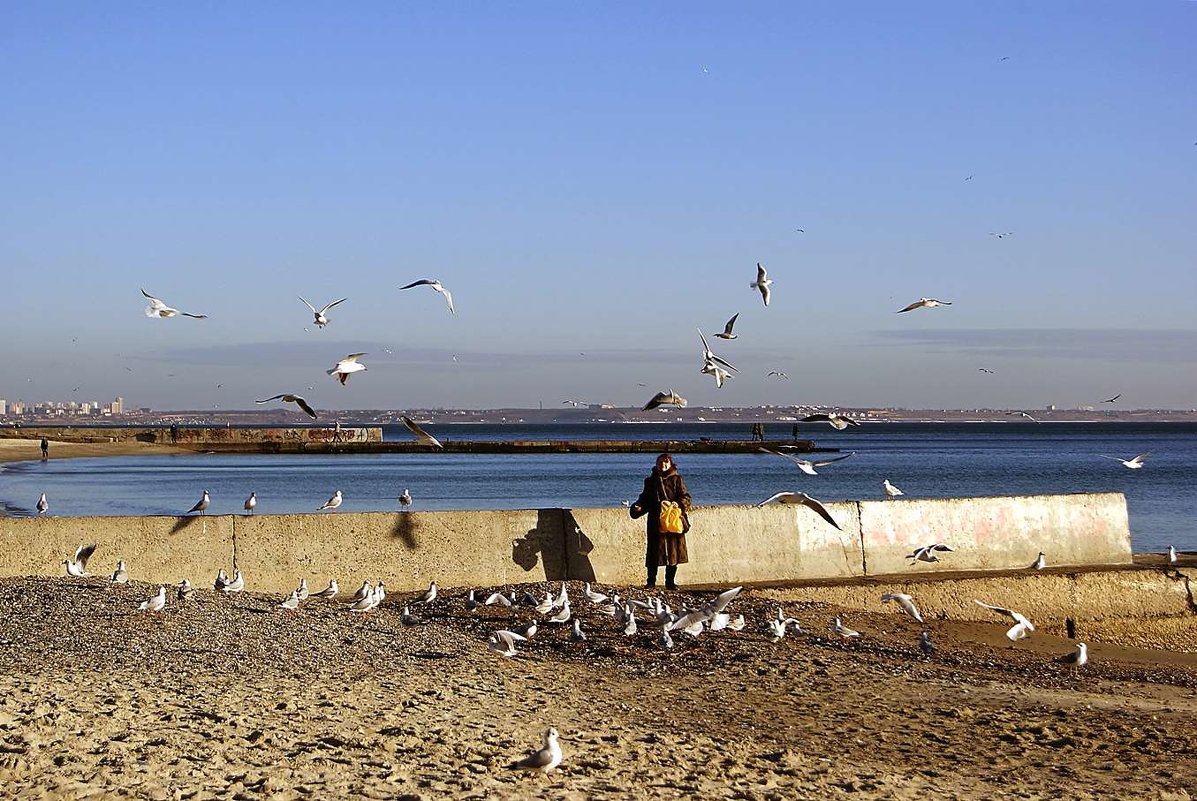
975, 599, 1035, 641
511, 727, 562, 774
1168, 545, 1178, 564
111, 560, 130, 584
642, 389, 687, 412
327, 353, 367, 386
750, 262, 772, 307
883, 479, 904, 499
415, 581, 438, 605
36, 493, 48, 514
801, 413, 861, 430
187, 490, 211, 515
399, 279, 455, 315
399, 488, 412, 509
176, 578, 193, 601
1099, 452, 1150, 469
311, 579, 339, 600
139, 586, 167, 613
759, 447, 855, 476
221, 570, 245, 593
401, 416, 444, 449
1056, 642, 1088, 676
487, 629, 527, 658
896, 297, 951, 313
881, 592, 924, 623
698, 328, 738, 375
64, 544, 97, 577
244, 492, 257, 515
278, 590, 301, 612
255, 394, 318, 420
1030, 552, 1046, 570
756, 491, 842, 530
831, 616, 861, 638
713, 313, 740, 340
318, 490, 343, 511
298, 295, 348, 328
141, 288, 208, 319
906, 543, 953, 563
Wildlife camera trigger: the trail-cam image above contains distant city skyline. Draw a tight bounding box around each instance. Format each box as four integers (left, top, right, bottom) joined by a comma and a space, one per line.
3, 4, 1194, 411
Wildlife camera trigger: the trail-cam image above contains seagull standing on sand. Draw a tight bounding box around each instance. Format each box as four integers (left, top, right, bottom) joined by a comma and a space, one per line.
141, 288, 208, 319
415, 581, 438, 605
36, 493, 48, 514
176, 578, 193, 601
642, 389, 687, 412
831, 616, 861, 638
755, 491, 842, 530
883, 479, 904, 499
1056, 642, 1088, 676
63, 544, 96, 577
511, 727, 562, 774
311, 579, 339, 600
750, 263, 772, 307
327, 353, 367, 386
488, 629, 527, 658
298, 296, 347, 329
399, 279, 455, 315
255, 394, 318, 420
278, 590, 301, 612
222, 570, 245, 593
975, 600, 1035, 641
318, 490, 343, 511
139, 586, 167, 613
244, 492, 257, 515
188, 490, 211, 515
1100, 452, 1150, 469
401, 416, 444, 449
708, 311, 737, 337
896, 297, 951, 314
919, 631, 935, 657
111, 560, 129, 584
759, 447, 855, 476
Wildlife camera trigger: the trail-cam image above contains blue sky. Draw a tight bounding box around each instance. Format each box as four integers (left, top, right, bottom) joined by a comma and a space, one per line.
2, 2, 1195, 412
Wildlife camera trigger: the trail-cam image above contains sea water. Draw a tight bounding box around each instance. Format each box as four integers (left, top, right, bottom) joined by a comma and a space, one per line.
2, 422, 1193, 553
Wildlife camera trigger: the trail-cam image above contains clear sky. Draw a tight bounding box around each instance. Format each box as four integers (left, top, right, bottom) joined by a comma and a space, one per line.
2, 2, 1194, 412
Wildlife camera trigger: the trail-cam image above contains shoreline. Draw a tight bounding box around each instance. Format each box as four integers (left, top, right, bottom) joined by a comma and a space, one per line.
0, 437, 188, 464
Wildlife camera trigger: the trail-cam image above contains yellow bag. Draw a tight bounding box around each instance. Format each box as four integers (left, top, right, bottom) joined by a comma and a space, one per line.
658, 500, 685, 534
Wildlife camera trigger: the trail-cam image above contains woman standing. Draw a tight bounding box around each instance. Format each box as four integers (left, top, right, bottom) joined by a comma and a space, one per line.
629, 453, 692, 589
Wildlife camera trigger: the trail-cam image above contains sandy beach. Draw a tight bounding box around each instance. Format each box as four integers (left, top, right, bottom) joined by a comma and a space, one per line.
0, 437, 187, 464
1, 575, 1194, 799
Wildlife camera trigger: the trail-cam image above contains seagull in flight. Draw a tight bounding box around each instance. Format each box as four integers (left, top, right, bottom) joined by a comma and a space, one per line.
141, 288, 208, 319
975, 599, 1035, 641
399, 279, 455, 315
642, 389, 687, 411
750, 262, 772, 307
896, 297, 951, 313
1008, 411, 1039, 423
988, 231, 1014, 239
755, 491, 842, 530
978, 368, 995, 374
906, 543, 952, 563
63, 543, 97, 577
255, 394, 317, 419
767, 370, 789, 380
1101, 393, 1121, 404
401, 416, 444, 449
800, 412, 860, 430
327, 353, 367, 385
881, 592, 924, 623
759, 447, 855, 476
298, 296, 348, 328
1100, 452, 1150, 469
698, 329, 738, 374
713, 313, 740, 340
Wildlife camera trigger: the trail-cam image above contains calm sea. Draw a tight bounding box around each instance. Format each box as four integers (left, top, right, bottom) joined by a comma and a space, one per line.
2, 422, 1193, 553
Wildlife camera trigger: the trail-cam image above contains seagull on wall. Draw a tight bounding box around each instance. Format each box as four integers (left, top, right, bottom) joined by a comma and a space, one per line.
298, 296, 348, 328
399, 279, 455, 315
141, 288, 208, 319
896, 297, 951, 313
750, 263, 772, 307
255, 394, 317, 419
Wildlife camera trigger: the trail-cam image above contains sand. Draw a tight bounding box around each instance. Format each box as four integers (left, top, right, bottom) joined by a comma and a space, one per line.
0, 437, 187, 464
1, 576, 1195, 800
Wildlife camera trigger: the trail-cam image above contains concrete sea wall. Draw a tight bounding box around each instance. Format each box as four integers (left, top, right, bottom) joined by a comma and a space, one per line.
0, 493, 1132, 594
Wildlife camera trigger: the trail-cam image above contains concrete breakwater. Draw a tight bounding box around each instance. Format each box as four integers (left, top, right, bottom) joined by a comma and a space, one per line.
2, 493, 1131, 595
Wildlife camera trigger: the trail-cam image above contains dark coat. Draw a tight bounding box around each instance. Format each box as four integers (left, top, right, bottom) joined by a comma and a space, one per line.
630, 467, 692, 566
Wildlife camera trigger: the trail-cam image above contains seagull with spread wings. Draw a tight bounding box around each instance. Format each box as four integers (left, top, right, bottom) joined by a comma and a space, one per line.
399, 279, 455, 314
255, 393, 317, 419
801, 412, 860, 430
896, 297, 951, 313
750, 263, 772, 306
755, 491, 842, 530
759, 447, 855, 476
713, 313, 740, 340
401, 416, 444, 449
1099, 451, 1150, 469
298, 296, 347, 328
327, 353, 367, 385
642, 389, 687, 411
141, 288, 208, 319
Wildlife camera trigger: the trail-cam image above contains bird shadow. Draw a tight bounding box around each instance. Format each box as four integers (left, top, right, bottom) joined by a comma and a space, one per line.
390, 513, 418, 550
169, 516, 204, 535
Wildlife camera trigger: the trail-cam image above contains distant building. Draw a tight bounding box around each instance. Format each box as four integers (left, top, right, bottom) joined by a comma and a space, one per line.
0, 399, 6, 416
111, 397, 124, 415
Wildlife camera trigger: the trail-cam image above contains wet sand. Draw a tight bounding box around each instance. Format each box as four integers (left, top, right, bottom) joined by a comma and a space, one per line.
0, 437, 186, 464
1, 576, 1194, 799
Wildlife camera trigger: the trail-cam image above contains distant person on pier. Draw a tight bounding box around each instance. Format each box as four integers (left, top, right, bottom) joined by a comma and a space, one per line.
40, 437, 49, 460
792, 423, 799, 441
629, 453, 692, 590
170, 425, 178, 444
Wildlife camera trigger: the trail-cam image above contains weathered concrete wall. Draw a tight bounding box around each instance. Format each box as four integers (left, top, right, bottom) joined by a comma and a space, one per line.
0, 493, 1133, 593
2, 426, 383, 445
859, 493, 1131, 575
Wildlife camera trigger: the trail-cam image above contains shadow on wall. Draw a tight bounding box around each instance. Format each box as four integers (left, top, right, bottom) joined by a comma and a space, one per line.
390, 512, 418, 550
510, 509, 596, 581
170, 516, 204, 536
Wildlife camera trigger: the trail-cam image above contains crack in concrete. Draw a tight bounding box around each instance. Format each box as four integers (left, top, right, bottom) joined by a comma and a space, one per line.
1162, 567, 1197, 615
